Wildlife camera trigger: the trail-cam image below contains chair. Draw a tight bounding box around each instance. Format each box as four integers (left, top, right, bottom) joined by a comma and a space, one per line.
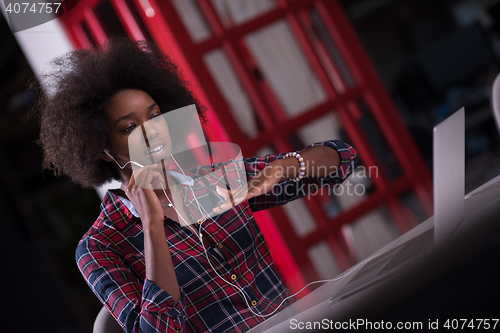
491, 73, 500, 132
94, 306, 124, 333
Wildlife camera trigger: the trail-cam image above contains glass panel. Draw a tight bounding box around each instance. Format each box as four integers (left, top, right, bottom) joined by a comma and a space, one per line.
329, 164, 373, 212
285, 133, 304, 152
81, 21, 97, 46
399, 191, 429, 223
244, 20, 327, 117
332, 177, 364, 211
308, 8, 355, 89
354, 99, 402, 180
298, 112, 343, 144
341, 206, 401, 261
94, 0, 128, 38
350, 162, 377, 195
321, 195, 342, 219
282, 198, 317, 237
210, 0, 276, 27
256, 146, 275, 158
294, 112, 369, 215
307, 241, 341, 279
124, 0, 155, 42
294, 111, 356, 152
204, 49, 259, 138
171, 0, 212, 42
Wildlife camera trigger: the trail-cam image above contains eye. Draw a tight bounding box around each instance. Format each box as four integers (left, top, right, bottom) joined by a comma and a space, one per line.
151, 113, 162, 122
124, 125, 136, 133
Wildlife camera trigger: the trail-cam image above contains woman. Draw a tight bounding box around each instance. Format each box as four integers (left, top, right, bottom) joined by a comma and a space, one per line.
32, 37, 358, 332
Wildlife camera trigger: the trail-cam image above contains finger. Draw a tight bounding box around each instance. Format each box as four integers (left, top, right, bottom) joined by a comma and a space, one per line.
247, 181, 265, 197
127, 170, 136, 192
216, 186, 230, 198
142, 171, 155, 189
219, 185, 244, 207
133, 163, 157, 176
213, 184, 251, 213
134, 168, 149, 188
232, 183, 262, 204
134, 165, 161, 189
215, 179, 270, 212
151, 170, 166, 189
235, 179, 263, 200
142, 170, 163, 189
219, 184, 247, 204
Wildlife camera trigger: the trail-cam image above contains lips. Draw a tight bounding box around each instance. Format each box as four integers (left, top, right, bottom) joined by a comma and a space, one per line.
144, 140, 166, 156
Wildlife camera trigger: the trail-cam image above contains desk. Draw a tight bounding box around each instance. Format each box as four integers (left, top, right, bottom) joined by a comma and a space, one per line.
248, 175, 500, 332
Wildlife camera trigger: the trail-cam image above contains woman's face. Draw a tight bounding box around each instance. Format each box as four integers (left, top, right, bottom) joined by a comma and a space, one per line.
102, 89, 172, 180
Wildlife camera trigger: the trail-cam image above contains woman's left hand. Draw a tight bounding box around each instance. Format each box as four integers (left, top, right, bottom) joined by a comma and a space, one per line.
212, 159, 286, 214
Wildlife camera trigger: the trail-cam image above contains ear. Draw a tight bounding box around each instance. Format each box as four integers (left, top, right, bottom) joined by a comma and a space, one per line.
101, 149, 113, 162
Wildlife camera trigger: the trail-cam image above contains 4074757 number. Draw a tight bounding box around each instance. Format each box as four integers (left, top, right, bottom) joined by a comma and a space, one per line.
443, 319, 499, 330
5, 2, 62, 14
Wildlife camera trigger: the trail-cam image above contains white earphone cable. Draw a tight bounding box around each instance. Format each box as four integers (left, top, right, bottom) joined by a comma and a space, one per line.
166, 156, 398, 318
109, 151, 400, 318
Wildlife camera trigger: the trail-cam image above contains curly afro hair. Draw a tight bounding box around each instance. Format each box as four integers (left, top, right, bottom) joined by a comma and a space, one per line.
29, 37, 207, 188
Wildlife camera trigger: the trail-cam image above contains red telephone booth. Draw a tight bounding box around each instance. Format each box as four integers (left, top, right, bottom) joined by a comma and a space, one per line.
58, 0, 432, 295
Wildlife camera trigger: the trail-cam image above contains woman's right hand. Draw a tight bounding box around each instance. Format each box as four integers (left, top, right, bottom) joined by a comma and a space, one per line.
125, 164, 165, 227
125, 164, 182, 302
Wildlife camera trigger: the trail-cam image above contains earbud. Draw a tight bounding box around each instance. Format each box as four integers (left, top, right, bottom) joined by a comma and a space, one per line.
104, 149, 113, 159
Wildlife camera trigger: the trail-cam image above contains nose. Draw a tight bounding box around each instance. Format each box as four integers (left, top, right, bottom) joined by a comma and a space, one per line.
140, 122, 159, 147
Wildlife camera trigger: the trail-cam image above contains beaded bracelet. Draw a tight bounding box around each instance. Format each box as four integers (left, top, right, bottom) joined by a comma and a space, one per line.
284, 151, 306, 182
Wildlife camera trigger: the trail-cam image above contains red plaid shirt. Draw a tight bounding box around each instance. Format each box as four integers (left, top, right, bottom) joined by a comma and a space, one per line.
76, 140, 358, 332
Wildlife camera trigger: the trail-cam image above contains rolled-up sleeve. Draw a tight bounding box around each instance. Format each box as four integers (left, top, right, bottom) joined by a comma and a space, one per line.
76, 238, 187, 333
246, 140, 358, 212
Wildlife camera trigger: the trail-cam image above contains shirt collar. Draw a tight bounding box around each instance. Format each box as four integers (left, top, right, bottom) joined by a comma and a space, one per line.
167, 169, 194, 186
117, 195, 140, 218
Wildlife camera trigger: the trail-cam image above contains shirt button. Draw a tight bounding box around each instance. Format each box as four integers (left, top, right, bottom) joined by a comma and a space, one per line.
197, 219, 203, 225
251, 300, 257, 306
218, 243, 223, 249
231, 274, 237, 281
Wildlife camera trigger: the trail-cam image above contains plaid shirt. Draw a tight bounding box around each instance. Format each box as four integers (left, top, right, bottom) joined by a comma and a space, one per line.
76, 140, 358, 333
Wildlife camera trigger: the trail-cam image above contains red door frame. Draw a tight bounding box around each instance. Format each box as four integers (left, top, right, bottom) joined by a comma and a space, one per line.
58, 0, 432, 294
